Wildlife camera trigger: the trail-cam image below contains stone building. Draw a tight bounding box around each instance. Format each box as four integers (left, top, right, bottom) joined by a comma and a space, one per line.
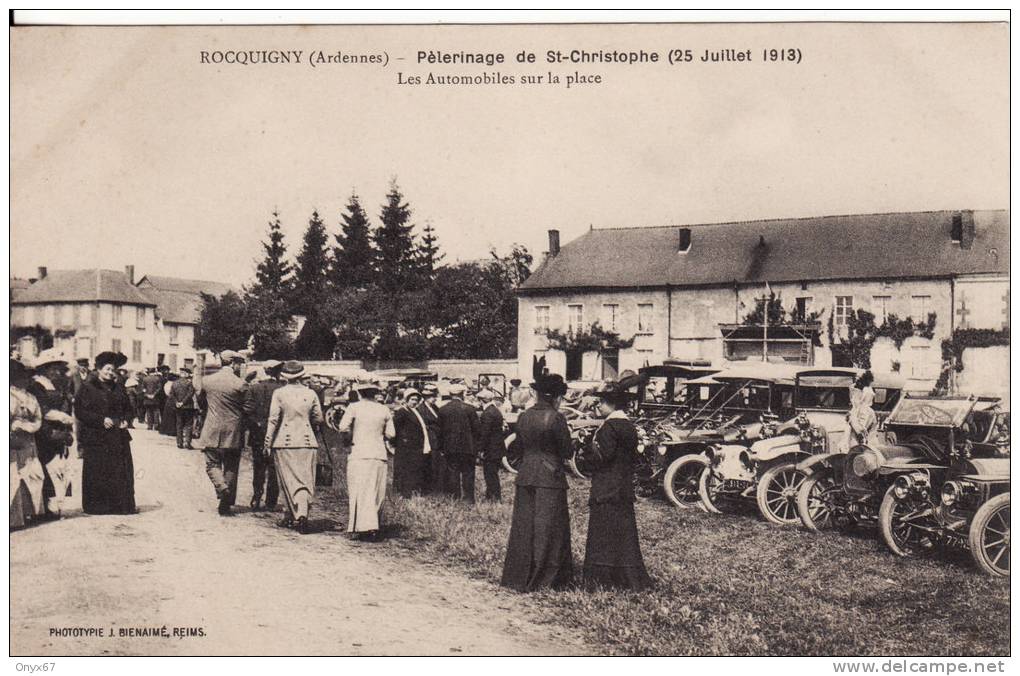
10, 265, 235, 372
517, 210, 1008, 393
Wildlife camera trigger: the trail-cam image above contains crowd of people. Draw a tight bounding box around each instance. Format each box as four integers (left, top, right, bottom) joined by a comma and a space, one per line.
10, 349, 652, 592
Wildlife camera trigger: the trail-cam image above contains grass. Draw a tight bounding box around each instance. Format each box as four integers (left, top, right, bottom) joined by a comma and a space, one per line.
317, 453, 1009, 656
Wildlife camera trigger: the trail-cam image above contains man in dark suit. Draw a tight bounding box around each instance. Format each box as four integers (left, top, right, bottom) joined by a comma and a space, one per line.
477, 389, 507, 501
418, 384, 443, 494
196, 350, 254, 516
246, 360, 285, 511
438, 383, 480, 503
140, 368, 163, 430
169, 367, 198, 449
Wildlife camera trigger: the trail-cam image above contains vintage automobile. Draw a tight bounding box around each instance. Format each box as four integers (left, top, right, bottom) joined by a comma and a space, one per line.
698, 367, 903, 525
871, 395, 1010, 576
795, 392, 994, 534
658, 362, 803, 508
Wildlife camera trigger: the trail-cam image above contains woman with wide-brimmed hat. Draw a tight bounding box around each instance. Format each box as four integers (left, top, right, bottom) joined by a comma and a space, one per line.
10, 358, 45, 529
500, 358, 576, 591
28, 348, 75, 519
264, 360, 324, 534
74, 351, 137, 515
582, 372, 653, 591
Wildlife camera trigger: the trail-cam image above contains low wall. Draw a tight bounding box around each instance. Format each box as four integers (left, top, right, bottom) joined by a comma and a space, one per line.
427, 359, 519, 381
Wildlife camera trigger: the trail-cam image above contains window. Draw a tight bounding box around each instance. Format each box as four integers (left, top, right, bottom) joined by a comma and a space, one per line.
111, 338, 122, 353
872, 296, 891, 323
79, 304, 92, 327
132, 340, 143, 363
11, 306, 24, 325
111, 304, 123, 328
60, 304, 73, 327
168, 353, 178, 371
534, 305, 550, 334
910, 295, 931, 321
637, 303, 654, 334
567, 304, 583, 333
795, 297, 812, 322
183, 358, 194, 371
43, 305, 55, 327
136, 306, 146, 330
911, 345, 934, 378
834, 296, 854, 326
602, 304, 619, 331
24, 306, 34, 325
168, 324, 179, 345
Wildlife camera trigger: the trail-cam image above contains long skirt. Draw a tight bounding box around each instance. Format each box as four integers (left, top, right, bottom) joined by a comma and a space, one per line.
159, 400, 177, 436
10, 447, 45, 529
346, 458, 387, 533
81, 438, 136, 515
500, 485, 574, 592
392, 447, 425, 498
583, 501, 652, 591
275, 447, 316, 519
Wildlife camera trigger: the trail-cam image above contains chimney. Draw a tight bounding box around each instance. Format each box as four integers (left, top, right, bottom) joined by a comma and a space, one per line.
125, 265, 135, 285
956, 211, 976, 250
678, 227, 692, 252
548, 229, 561, 257
36, 266, 47, 280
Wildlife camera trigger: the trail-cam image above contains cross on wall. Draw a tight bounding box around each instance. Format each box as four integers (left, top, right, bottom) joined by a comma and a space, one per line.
956, 295, 971, 329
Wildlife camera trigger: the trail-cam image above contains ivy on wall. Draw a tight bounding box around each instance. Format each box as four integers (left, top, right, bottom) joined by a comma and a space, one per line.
932, 326, 1010, 394
545, 322, 635, 353
10, 324, 55, 352
741, 292, 824, 347
828, 309, 938, 369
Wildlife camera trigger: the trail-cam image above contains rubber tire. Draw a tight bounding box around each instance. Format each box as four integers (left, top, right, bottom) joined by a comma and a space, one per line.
968, 492, 1010, 577
756, 462, 807, 526
501, 433, 519, 474
797, 470, 837, 532
697, 467, 724, 514
663, 455, 708, 509
878, 484, 935, 558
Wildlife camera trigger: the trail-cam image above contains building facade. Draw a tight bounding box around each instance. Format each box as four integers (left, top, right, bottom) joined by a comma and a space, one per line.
518, 210, 1008, 393
10, 266, 235, 372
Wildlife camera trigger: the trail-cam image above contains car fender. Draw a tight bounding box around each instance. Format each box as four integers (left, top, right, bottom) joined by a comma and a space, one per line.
750, 434, 804, 463
796, 452, 843, 473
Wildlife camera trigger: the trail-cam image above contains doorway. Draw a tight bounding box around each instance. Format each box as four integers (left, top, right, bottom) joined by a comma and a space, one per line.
566, 349, 583, 381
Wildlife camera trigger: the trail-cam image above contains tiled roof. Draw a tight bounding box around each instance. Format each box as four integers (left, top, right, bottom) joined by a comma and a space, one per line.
136, 275, 237, 325
12, 269, 156, 306
520, 210, 1009, 291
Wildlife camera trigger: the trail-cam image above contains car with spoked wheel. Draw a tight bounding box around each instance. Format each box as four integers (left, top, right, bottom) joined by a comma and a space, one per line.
699, 367, 902, 525
871, 395, 1010, 576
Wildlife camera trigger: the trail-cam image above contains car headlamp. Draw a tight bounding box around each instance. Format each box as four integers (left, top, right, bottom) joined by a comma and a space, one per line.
893, 474, 913, 499
851, 450, 881, 478
940, 481, 961, 506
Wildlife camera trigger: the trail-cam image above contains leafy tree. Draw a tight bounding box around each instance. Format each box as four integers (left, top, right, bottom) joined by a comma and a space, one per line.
374, 180, 419, 292
293, 314, 336, 360
291, 210, 331, 314
195, 291, 252, 354
251, 209, 293, 299
330, 192, 376, 290
244, 293, 295, 360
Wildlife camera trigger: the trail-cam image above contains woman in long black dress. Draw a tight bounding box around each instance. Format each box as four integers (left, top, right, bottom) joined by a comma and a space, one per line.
74, 351, 137, 515
500, 361, 575, 592
583, 375, 653, 591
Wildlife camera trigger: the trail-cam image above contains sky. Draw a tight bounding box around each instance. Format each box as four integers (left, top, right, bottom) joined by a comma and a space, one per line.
10, 22, 1009, 286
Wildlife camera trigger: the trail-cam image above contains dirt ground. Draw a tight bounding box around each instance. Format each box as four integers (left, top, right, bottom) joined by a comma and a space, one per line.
9, 429, 585, 656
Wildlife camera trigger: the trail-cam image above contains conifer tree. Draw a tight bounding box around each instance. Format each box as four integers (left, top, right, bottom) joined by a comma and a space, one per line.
416, 221, 443, 279
330, 192, 376, 290
292, 210, 331, 315
374, 180, 418, 292
252, 209, 293, 298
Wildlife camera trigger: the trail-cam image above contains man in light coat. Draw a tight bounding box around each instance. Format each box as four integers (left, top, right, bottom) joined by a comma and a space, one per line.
338, 385, 395, 540
197, 350, 254, 516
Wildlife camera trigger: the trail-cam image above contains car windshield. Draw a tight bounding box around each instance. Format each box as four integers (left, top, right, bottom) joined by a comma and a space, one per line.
796, 386, 851, 410
890, 398, 974, 427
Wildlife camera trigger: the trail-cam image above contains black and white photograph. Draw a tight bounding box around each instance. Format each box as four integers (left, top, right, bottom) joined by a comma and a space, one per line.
7, 10, 1011, 664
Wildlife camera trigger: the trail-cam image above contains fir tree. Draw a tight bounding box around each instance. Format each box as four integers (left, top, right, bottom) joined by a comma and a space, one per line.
251, 209, 293, 298
330, 192, 376, 290
416, 221, 443, 278
292, 209, 331, 315
374, 180, 418, 292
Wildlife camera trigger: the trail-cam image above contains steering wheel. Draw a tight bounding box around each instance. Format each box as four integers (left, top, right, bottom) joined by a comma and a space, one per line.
912, 404, 954, 425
